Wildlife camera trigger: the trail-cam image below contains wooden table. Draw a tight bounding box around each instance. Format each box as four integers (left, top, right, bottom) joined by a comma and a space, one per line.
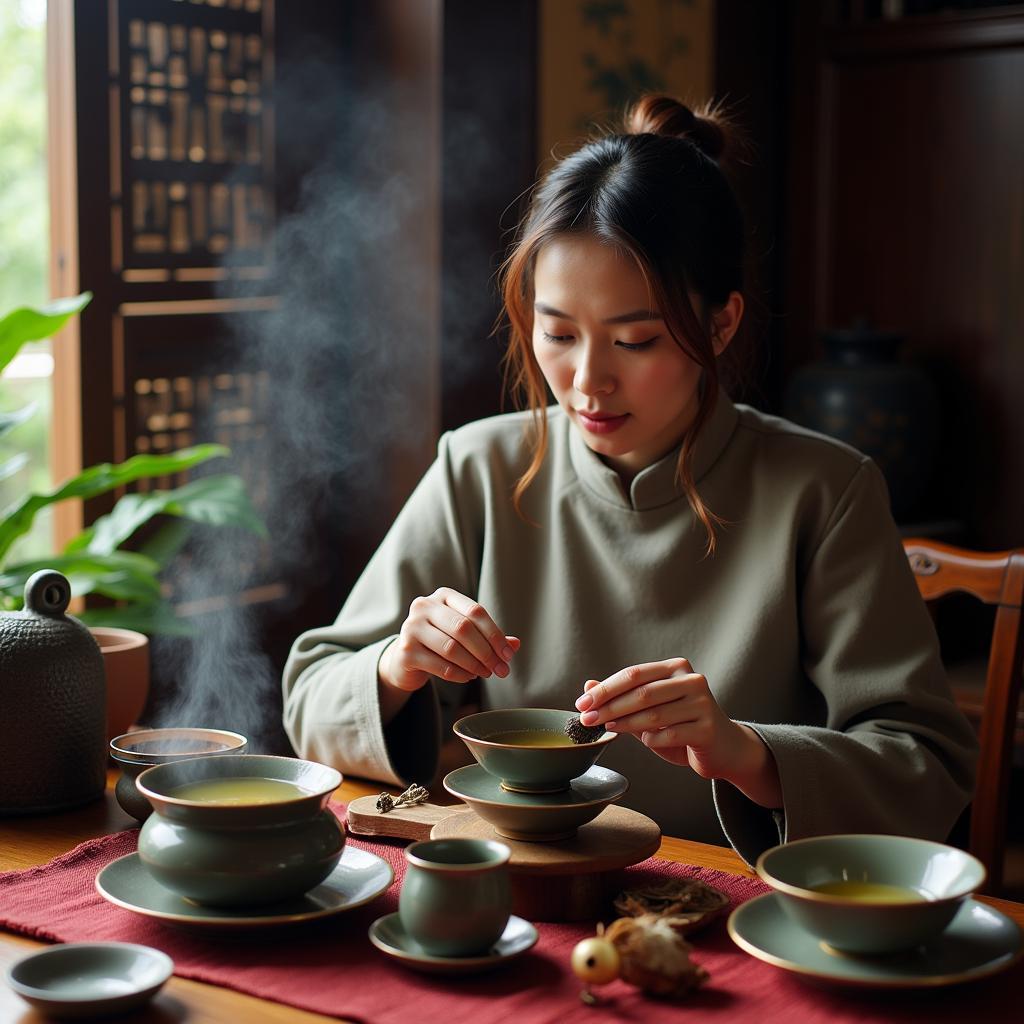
2, 773, 1023, 1022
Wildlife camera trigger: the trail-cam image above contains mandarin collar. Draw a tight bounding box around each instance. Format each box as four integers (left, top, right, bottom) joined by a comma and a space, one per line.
565, 392, 739, 511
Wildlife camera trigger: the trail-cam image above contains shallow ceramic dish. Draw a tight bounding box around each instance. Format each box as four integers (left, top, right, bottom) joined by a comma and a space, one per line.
109, 727, 248, 822
443, 763, 628, 841
756, 834, 986, 953
95, 846, 392, 927
135, 754, 345, 906
728, 892, 1022, 988
453, 708, 616, 793
5, 942, 173, 1018
369, 913, 538, 974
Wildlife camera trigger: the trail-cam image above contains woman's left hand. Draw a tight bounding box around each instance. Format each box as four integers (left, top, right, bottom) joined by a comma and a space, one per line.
574, 659, 778, 801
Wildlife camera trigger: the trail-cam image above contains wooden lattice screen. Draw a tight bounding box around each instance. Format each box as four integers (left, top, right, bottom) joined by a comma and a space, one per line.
48, 1, 538, 721
51, 0, 281, 610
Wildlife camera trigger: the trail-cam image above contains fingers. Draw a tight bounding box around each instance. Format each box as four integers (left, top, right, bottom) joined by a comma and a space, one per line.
399, 644, 479, 684
604, 697, 702, 736
418, 622, 494, 679
392, 589, 518, 689
436, 588, 517, 676
575, 659, 694, 717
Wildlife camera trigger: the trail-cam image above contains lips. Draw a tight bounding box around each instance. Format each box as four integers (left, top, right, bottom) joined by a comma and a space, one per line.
576, 410, 630, 435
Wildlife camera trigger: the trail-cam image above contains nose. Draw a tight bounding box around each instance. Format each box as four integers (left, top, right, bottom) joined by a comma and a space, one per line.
573, 341, 615, 397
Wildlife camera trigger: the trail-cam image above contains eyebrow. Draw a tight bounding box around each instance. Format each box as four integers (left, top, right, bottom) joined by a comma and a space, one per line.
534, 303, 662, 325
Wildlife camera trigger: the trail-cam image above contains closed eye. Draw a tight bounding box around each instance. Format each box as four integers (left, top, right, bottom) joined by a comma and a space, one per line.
615, 336, 659, 351
542, 331, 574, 343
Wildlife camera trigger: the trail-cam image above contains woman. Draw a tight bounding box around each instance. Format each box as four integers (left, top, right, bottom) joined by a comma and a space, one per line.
283, 96, 975, 863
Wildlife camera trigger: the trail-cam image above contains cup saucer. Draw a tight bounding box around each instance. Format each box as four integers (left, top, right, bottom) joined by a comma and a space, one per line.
95, 846, 393, 928
443, 763, 628, 841
728, 892, 1023, 988
368, 912, 538, 974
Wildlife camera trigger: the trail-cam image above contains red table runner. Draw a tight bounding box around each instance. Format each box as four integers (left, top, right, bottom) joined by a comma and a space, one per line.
1, 806, 1020, 1023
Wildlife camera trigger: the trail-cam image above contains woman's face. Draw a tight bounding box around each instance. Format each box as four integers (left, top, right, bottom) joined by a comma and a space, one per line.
531, 233, 705, 482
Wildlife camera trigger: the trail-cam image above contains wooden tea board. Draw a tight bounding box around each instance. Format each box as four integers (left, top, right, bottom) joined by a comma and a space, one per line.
431, 805, 661, 922
345, 796, 457, 842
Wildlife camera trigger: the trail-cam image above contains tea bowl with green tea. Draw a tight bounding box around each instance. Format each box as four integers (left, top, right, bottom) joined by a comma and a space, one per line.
453, 708, 617, 794
135, 753, 344, 907
756, 834, 986, 954
109, 727, 249, 822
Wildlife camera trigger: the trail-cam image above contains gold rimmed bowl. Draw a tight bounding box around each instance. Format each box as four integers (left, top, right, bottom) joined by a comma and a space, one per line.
756, 834, 986, 954
453, 708, 616, 794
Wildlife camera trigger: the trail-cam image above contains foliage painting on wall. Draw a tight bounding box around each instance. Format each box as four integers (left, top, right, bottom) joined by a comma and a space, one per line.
580, 0, 695, 127
537, 0, 710, 165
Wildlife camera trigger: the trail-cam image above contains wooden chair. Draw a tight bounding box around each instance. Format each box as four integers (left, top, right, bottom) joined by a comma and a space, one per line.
903, 538, 1024, 894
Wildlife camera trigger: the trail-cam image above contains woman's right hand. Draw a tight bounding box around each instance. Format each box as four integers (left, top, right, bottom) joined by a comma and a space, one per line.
378, 587, 519, 693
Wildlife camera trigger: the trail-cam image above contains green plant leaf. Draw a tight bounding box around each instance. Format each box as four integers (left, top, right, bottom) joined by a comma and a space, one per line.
0, 444, 229, 567
0, 551, 163, 606
0, 453, 29, 484
0, 402, 36, 441
77, 601, 195, 638
66, 473, 267, 557
135, 519, 192, 569
0, 293, 92, 374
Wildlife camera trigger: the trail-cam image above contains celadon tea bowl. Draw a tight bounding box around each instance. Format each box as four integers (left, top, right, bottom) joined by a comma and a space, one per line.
757, 834, 986, 954
136, 754, 344, 908
453, 708, 616, 793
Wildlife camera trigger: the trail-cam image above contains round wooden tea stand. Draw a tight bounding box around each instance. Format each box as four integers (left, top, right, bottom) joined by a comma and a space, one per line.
430, 804, 661, 922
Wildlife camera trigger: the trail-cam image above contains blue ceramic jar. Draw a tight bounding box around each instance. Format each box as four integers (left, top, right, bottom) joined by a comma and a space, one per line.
784, 324, 940, 523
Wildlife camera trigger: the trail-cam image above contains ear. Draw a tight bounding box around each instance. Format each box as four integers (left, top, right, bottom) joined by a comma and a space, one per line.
710, 291, 744, 356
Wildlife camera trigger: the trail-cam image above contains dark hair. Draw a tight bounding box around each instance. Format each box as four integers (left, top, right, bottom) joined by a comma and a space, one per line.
499, 95, 745, 554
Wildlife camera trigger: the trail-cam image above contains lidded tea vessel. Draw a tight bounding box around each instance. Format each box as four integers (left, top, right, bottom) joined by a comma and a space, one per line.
0, 570, 106, 814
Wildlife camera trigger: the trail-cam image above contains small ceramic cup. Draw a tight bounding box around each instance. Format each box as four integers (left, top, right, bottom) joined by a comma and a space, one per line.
399, 838, 511, 957
109, 727, 248, 822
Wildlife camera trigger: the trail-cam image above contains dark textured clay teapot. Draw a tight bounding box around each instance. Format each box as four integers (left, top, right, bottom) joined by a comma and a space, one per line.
0, 570, 107, 814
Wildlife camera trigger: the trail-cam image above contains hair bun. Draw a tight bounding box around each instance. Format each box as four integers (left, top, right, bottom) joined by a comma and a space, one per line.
625, 95, 727, 162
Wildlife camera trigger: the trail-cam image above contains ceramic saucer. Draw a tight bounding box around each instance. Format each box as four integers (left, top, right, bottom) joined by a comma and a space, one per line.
368, 913, 538, 974
443, 763, 628, 841
96, 846, 393, 928
6, 942, 173, 1018
728, 892, 1023, 988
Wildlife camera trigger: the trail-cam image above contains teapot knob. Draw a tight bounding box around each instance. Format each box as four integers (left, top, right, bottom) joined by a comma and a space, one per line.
23, 570, 72, 617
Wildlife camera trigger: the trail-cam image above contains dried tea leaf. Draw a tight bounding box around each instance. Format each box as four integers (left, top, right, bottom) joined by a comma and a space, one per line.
613, 877, 730, 934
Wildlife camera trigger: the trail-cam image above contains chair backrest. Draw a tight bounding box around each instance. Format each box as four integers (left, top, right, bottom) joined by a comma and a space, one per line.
903, 538, 1024, 894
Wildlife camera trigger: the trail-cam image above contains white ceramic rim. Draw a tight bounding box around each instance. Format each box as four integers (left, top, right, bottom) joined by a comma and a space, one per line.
755, 833, 987, 906
5, 942, 173, 1003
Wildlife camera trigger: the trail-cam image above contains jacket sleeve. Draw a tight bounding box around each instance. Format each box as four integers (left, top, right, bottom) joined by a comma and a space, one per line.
713, 459, 978, 864
281, 433, 479, 787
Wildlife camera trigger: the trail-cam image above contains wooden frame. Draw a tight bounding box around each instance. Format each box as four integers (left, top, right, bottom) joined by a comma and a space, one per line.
47, 0, 84, 551
904, 537, 1024, 894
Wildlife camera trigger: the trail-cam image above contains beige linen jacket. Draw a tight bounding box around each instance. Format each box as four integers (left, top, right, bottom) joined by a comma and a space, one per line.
282, 396, 976, 864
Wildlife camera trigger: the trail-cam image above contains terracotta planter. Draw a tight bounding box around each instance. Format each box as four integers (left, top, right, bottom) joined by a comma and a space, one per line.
89, 627, 150, 743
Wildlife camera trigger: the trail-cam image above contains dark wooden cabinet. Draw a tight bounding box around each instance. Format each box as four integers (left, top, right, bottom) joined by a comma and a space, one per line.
718, 2, 1024, 550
